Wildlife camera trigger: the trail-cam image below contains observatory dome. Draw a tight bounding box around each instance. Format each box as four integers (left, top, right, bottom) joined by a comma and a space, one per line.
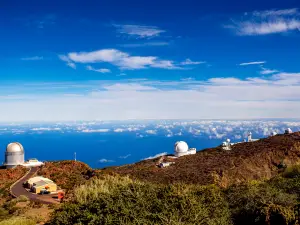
174, 141, 189, 153
4, 142, 25, 169
6, 142, 24, 153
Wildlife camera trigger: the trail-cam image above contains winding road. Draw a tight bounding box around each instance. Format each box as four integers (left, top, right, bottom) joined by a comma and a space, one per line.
10, 167, 58, 204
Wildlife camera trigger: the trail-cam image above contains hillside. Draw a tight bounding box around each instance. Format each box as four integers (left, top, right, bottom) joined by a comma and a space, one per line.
0, 166, 27, 203
101, 132, 300, 187
37, 161, 94, 192
2, 134, 300, 224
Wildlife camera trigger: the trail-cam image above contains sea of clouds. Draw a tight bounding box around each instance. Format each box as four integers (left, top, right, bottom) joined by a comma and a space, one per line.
1, 120, 299, 141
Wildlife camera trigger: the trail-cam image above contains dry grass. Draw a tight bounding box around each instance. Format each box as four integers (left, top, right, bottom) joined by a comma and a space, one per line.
49, 175, 232, 225
74, 175, 141, 204
0, 217, 35, 225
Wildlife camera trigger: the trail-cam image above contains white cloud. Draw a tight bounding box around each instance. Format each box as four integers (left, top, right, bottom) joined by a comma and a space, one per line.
252, 8, 299, 18
21, 56, 43, 61
119, 42, 169, 47
260, 67, 279, 75
114, 128, 124, 132
143, 152, 167, 160
86, 65, 111, 73
62, 49, 182, 70
81, 129, 110, 133
239, 61, 266, 66
226, 8, 300, 35
145, 129, 157, 134
114, 24, 165, 38
58, 55, 76, 69
119, 154, 131, 159
99, 159, 115, 163
151, 60, 182, 70
181, 59, 206, 65
1, 72, 300, 122
103, 83, 156, 91
237, 20, 300, 35
31, 127, 61, 131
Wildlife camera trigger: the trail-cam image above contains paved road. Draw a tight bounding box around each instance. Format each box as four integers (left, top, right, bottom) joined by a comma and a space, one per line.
10, 167, 58, 204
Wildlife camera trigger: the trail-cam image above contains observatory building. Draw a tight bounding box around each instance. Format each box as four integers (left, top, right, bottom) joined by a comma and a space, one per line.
4, 142, 25, 169
174, 141, 196, 157
3, 142, 44, 169
247, 132, 259, 142
270, 131, 278, 137
285, 128, 293, 134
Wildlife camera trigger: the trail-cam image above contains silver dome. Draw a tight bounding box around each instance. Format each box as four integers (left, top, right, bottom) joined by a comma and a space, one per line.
6, 142, 24, 153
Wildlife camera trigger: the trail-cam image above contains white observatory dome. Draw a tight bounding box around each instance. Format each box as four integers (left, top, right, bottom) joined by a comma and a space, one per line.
174, 141, 189, 153
4, 142, 25, 169
6, 142, 24, 153
271, 131, 277, 136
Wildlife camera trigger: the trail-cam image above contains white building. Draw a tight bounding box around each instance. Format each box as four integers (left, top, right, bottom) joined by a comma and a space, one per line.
270, 131, 278, 136
222, 132, 259, 151
3, 142, 43, 169
174, 141, 197, 157
21, 158, 44, 168
4, 142, 25, 169
222, 139, 232, 150
247, 132, 259, 142
285, 128, 293, 134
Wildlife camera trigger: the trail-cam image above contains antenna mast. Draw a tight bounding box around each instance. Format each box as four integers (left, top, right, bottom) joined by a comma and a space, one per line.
74, 152, 77, 162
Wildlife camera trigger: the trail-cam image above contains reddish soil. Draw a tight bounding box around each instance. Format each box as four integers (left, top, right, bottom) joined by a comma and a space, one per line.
101, 132, 300, 187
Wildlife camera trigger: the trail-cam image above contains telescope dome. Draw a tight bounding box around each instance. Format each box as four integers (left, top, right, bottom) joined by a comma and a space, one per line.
174, 141, 189, 153
6, 142, 24, 153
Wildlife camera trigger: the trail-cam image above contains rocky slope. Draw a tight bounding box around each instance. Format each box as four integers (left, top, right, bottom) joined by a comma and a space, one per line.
101, 132, 300, 187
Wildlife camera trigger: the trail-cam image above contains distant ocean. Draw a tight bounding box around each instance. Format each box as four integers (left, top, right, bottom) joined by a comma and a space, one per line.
0, 132, 221, 169
0, 120, 299, 168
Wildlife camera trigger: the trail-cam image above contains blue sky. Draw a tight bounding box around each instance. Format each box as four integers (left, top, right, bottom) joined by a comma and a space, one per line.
0, 0, 300, 121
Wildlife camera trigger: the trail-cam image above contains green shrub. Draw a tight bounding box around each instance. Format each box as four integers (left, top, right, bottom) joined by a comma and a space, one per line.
225, 181, 298, 225
269, 176, 300, 194
3, 200, 18, 213
0, 217, 35, 225
48, 175, 232, 225
16, 195, 29, 203
282, 165, 300, 179
0, 208, 9, 220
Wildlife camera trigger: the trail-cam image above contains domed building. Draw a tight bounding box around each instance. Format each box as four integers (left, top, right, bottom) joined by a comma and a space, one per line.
4, 142, 25, 169
285, 128, 293, 134
174, 141, 197, 157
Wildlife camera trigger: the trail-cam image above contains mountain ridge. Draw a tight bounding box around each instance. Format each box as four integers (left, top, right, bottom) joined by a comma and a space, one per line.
101, 132, 300, 187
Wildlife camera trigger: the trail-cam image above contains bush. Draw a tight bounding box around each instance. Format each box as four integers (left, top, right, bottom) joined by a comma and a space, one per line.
225, 181, 298, 225
48, 175, 232, 225
16, 195, 29, 203
282, 165, 300, 179
0, 208, 9, 220
2, 199, 18, 213
0, 217, 35, 225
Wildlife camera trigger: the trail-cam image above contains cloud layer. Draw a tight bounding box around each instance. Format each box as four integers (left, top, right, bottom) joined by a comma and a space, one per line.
1, 69, 300, 121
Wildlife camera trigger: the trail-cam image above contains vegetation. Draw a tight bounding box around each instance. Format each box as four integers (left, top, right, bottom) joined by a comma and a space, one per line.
48, 164, 300, 225
48, 175, 232, 225
38, 161, 93, 191
2, 134, 300, 224
0, 217, 35, 225
102, 133, 300, 187
0, 167, 27, 201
